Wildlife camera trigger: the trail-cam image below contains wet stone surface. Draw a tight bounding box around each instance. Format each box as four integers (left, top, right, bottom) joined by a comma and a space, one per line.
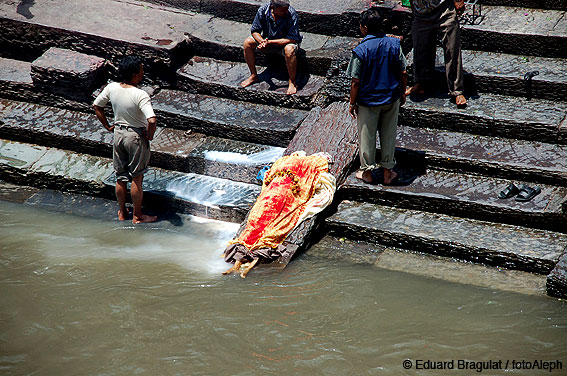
152, 89, 308, 145
400, 93, 567, 144
326, 201, 567, 273
408, 48, 567, 101
177, 57, 326, 111
340, 168, 567, 233
547, 252, 567, 299
31, 48, 108, 102
394, 125, 567, 185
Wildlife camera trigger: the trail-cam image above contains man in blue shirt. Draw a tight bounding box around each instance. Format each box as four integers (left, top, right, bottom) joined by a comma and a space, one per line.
240, 0, 302, 95
347, 9, 408, 185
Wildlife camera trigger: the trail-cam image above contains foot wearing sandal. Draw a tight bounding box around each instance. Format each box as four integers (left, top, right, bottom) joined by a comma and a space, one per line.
515, 185, 541, 202
498, 183, 520, 199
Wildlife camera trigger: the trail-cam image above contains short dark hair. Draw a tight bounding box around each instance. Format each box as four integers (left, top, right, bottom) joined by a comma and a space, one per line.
360, 8, 384, 35
118, 55, 143, 82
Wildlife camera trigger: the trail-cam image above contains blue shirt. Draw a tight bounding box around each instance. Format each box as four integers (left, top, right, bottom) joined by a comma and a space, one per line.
352, 34, 402, 106
251, 3, 302, 44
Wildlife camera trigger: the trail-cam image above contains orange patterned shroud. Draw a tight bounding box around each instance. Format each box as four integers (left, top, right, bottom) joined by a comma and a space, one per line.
230, 154, 329, 251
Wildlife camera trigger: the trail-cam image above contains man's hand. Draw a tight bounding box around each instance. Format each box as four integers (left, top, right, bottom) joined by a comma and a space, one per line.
258, 38, 268, 49
107, 125, 115, 132
454, 0, 465, 16
349, 104, 358, 119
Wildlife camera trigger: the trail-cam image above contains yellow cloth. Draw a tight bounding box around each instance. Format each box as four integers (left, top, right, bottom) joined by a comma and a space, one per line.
230, 153, 329, 251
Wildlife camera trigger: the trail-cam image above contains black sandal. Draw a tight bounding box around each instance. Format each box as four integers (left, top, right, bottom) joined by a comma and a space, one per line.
498, 183, 519, 199
515, 185, 541, 202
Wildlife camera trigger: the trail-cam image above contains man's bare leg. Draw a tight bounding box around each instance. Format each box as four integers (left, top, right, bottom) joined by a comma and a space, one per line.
241, 37, 260, 88
405, 82, 425, 96
284, 44, 298, 95
116, 180, 129, 220
240, 258, 259, 278
131, 174, 157, 224
222, 260, 242, 275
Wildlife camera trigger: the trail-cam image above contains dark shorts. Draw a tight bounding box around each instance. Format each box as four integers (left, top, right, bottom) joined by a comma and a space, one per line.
113, 125, 150, 182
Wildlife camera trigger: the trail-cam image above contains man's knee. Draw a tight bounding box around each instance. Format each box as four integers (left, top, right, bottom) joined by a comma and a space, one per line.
284, 44, 297, 58
243, 36, 257, 50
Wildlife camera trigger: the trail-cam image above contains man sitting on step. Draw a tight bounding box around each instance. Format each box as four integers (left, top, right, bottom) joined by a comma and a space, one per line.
240, 0, 302, 95
405, 0, 467, 107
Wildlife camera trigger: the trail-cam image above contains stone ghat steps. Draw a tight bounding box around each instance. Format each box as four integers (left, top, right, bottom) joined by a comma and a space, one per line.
407, 48, 567, 102
400, 93, 567, 145
177, 57, 327, 110
0, 0, 356, 80
152, 89, 309, 145
0, 139, 260, 223
325, 201, 567, 274
0, 98, 288, 185
482, 0, 566, 11
392, 125, 567, 186
339, 169, 567, 233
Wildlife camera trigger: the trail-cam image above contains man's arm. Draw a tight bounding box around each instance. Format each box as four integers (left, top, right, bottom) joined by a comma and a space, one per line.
349, 78, 360, 119
93, 105, 114, 132
265, 38, 296, 47
399, 71, 408, 106
145, 117, 157, 141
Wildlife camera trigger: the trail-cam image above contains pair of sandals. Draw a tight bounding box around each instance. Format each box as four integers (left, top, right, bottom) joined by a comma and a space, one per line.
498, 183, 541, 202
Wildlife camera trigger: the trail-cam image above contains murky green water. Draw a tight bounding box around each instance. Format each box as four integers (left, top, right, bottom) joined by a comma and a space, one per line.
1, 198, 566, 376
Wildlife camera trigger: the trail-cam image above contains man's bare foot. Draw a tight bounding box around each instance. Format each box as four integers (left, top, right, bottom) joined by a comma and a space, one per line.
117, 208, 131, 221
286, 81, 297, 95
405, 83, 425, 96
132, 214, 157, 224
383, 168, 398, 185
240, 74, 259, 88
355, 169, 373, 184
455, 94, 467, 107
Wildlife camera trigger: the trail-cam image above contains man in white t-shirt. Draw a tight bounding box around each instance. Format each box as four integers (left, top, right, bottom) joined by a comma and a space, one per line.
93, 56, 158, 224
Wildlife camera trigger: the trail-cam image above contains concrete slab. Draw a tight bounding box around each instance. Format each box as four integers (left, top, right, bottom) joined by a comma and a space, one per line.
393, 125, 567, 186
326, 201, 567, 273
339, 168, 567, 233
152, 89, 308, 146
0, 98, 281, 184
400, 92, 567, 145
176, 57, 326, 110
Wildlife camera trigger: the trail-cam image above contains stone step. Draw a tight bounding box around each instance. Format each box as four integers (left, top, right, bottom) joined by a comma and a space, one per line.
339, 168, 567, 233
0, 98, 284, 184
481, 0, 566, 11
400, 92, 567, 145
325, 201, 567, 274
407, 48, 567, 101
0, 139, 260, 222
0, 56, 93, 112
0, 0, 358, 80
176, 57, 326, 110
392, 126, 567, 186
460, 5, 567, 58
152, 89, 309, 146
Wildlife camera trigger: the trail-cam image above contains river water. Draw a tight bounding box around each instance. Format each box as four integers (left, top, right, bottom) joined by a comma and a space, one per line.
1, 196, 566, 375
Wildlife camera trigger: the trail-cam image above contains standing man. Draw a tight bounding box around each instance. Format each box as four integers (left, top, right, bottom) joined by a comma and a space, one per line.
348, 9, 408, 185
405, 0, 467, 107
93, 56, 158, 224
240, 0, 302, 95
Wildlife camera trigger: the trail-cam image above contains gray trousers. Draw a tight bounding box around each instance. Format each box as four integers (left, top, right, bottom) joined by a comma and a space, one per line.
357, 101, 399, 171
412, 1, 464, 96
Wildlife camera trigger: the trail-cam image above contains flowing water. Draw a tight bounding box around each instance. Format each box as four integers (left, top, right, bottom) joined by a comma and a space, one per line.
1, 196, 566, 376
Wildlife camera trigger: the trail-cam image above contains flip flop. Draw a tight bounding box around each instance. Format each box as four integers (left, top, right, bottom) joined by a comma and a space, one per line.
498, 183, 520, 199
515, 184, 541, 202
